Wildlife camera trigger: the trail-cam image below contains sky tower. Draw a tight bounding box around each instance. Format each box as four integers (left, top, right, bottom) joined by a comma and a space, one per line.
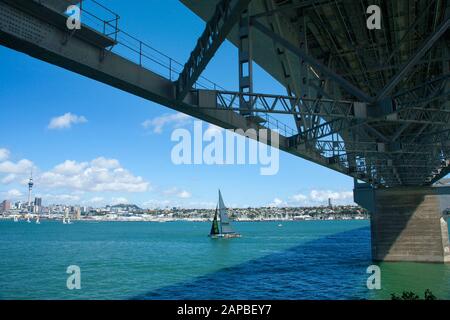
27, 170, 33, 213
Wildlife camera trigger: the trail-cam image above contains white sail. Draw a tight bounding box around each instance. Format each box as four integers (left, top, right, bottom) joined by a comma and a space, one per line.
218, 190, 234, 234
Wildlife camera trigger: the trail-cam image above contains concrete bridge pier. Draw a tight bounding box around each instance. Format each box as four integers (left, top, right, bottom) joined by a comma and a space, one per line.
354, 184, 450, 263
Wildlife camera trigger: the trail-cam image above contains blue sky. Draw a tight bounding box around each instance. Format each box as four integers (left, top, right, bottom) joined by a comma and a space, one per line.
0, 0, 354, 208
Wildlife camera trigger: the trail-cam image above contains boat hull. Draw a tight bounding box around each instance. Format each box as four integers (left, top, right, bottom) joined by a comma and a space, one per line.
209, 233, 242, 239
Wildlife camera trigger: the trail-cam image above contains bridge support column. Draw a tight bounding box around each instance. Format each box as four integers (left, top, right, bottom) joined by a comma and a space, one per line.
354, 184, 450, 263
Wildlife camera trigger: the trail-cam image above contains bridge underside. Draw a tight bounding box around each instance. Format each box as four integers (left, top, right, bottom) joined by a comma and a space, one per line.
182, 0, 450, 263
0, 0, 449, 262
182, 0, 450, 187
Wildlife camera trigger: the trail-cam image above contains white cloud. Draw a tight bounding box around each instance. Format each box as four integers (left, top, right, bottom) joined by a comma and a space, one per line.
111, 197, 129, 205
0, 159, 34, 174
178, 190, 192, 199
142, 113, 191, 134
163, 187, 191, 199
1, 174, 16, 184
268, 198, 287, 207
36, 193, 81, 204
286, 189, 355, 206
48, 113, 87, 130
38, 157, 150, 193
53, 160, 88, 175
291, 193, 308, 202
88, 196, 104, 204
0, 148, 10, 161
309, 190, 353, 202
2, 189, 23, 199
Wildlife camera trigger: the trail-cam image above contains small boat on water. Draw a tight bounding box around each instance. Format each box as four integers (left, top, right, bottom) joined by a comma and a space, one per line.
209, 190, 241, 239
36, 216, 40, 224
13, 215, 18, 222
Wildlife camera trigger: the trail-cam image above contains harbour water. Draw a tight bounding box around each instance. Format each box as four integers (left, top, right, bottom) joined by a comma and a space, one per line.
0, 220, 449, 300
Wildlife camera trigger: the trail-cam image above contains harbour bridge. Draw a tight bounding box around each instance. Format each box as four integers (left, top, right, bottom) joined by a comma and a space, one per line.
0, 0, 449, 262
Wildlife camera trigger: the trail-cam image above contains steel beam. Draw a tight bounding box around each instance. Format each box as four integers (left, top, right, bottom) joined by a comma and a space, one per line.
238, 7, 253, 115
251, 19, 373, 103
376, 18, 450, 101
315, 140, 448, 155
176, 0, 251, 101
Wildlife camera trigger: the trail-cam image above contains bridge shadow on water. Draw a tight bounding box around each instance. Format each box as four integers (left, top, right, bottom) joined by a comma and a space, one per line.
132, 227, 372, 300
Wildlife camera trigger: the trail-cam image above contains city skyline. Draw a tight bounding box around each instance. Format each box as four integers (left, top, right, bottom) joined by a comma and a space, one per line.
0, 1, 355, 209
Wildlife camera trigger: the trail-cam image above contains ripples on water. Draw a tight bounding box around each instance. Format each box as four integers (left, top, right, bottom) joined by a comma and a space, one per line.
0, 220, 448, 300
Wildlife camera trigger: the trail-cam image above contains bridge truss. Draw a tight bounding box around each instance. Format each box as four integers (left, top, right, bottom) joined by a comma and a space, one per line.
0, 0, 449, 188
180, 0, 450, 187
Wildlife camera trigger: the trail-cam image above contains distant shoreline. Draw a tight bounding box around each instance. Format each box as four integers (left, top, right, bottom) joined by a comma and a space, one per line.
0, 216, 369, 222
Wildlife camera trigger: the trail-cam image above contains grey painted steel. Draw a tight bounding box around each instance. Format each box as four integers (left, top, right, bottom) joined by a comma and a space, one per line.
238, 7, 253, 115
1, 0, 449, 189
0, 0, 356, 181
175, 0, 251, 100
375, 18, 450, 102
251, 19, 373, 103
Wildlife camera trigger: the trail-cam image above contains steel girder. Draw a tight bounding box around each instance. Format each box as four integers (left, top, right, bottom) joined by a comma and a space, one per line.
315, 140, 449, 155
251, 19, 373, 103
375, 18, 450, 101
176, 0, 251, 100
291, 76, 450, 143
213, 90, 355, 119
196, 89, 450, 125
181, 0, 449, 187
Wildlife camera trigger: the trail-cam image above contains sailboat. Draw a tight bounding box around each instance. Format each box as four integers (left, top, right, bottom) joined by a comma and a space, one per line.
209, 190, 241, 239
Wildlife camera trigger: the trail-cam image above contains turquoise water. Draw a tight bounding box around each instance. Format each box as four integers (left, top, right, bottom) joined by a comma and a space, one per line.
0, 220, 449, 300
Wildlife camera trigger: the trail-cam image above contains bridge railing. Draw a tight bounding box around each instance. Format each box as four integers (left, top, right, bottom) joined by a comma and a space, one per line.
56, 0, 299, 139
55, 0, 223, 91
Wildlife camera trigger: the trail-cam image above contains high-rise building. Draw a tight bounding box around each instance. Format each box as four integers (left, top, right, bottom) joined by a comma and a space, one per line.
34, 197, 42, 207
1, 200, 11, 212
15, 201, 22, 210
34, 197, 42, 214
75, 207, 81, 220
328, 198, 333, 208
27, 171, 33, 213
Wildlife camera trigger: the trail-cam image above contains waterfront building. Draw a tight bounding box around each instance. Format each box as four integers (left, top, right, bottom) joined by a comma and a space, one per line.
1, 200, 11, 212
34, 197, 42, 213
